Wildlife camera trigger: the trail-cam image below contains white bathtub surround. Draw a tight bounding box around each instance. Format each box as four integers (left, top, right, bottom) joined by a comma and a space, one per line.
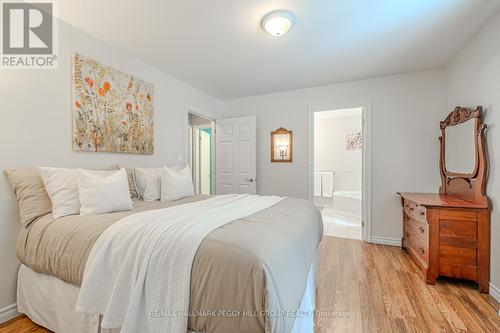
333, 190, 362, 216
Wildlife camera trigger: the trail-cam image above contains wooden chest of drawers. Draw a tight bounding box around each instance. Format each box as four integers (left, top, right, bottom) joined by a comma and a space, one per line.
399, 193, 490, 293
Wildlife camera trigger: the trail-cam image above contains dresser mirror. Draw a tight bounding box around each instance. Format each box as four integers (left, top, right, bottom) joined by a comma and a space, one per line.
439, 106, 488, 205
444, 119, 476, 175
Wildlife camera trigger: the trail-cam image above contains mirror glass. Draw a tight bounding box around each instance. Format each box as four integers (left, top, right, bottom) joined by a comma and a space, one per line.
445, 120, 476, 174
273, 133, 291, 161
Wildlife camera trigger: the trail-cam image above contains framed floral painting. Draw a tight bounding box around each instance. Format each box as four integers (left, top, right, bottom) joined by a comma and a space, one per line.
72, 53, 154, 154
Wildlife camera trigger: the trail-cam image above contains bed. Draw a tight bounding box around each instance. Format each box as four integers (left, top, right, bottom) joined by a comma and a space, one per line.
15, 195, 323, 333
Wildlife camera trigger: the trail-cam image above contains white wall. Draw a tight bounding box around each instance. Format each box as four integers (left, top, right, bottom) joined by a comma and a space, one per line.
445, 11, 500, 294
219, 69, 447, 241
0, 19, 218, 311
314, 115, 362, 192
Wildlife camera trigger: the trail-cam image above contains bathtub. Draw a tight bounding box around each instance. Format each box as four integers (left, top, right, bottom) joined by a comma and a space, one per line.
333, 190, 362, 217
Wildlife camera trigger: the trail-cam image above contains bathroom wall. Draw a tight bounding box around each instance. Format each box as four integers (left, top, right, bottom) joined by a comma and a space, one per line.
314, 112, 362, 192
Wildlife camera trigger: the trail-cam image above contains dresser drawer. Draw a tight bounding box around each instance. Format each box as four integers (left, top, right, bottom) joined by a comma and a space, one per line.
404, 222, 429, 264
404, 199, 426, 222
405, 215, 428, 240
439, 219, 478, 248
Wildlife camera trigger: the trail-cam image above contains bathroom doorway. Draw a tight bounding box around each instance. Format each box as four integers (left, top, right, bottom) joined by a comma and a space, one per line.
309, 106, 367, 240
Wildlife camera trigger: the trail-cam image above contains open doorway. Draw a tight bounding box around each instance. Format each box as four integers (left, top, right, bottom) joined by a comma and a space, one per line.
188, 113, 215, 195
313, 107, 363, 240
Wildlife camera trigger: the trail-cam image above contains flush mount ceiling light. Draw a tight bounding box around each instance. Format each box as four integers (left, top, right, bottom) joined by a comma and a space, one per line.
261, 10, 294, 37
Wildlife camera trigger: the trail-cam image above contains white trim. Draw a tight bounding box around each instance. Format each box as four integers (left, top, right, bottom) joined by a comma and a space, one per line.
370, 236, 402, 247
308, 101, 372, 242
489, 282, 500, 304
187, 106, 217, 121
0, 303, 19, 324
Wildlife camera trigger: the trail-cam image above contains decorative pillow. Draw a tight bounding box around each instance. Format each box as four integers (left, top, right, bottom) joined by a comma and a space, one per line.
38, 167, 116, 219
38, 167, 80, 219
134, 167, 164, 201
4, 169, 52, 226
160, 165, 194, 202
125, 167, 139, 198
78, 168, 133, 216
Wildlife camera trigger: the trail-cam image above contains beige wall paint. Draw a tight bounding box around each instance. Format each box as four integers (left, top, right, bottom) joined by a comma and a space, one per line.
219, 69, 447, 242
445, 10, 500, 294
0, 19, 218, 310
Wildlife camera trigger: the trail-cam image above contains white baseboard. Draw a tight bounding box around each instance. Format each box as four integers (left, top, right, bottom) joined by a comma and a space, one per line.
369, 236, 402, 247
490, 282, 500, 304
0, 303, 19, 324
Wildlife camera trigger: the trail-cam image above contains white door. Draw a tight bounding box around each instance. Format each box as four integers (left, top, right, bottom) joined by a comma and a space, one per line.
216, 116, 256, 194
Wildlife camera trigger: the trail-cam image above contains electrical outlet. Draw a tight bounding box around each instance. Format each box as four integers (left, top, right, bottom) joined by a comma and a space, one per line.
177, 155, 183, 162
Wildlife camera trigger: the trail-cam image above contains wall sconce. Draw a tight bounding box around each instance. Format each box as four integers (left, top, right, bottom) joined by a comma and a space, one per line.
271, 127, 293, 162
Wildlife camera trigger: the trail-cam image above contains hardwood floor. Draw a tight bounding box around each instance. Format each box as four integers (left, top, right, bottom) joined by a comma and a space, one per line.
1, 236, 498, 333
316, 237, 499, 333
0, 316, 50, 333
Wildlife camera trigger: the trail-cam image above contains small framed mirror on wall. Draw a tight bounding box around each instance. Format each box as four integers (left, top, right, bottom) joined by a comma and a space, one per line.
271, 127, 293, 162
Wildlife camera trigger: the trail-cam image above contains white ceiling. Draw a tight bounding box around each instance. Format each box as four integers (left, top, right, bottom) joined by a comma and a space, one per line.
57, 0, 500, 100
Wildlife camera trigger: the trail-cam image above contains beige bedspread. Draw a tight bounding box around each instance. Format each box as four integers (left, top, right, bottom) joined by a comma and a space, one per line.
17, 195, 322, 333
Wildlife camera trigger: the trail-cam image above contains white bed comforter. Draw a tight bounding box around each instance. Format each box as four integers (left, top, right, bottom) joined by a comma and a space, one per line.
76, 194, 284, 333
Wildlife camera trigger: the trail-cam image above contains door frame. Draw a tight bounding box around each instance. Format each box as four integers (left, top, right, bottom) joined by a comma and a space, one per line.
188, 107, 216, 194
307, 101, 372, 242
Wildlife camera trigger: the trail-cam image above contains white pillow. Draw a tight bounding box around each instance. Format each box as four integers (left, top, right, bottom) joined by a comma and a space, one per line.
39, 167, 80, 219
133, 167, 163, 201
160, 165, 194, 202
78, 168, 133, 216
134, 166, 181, 201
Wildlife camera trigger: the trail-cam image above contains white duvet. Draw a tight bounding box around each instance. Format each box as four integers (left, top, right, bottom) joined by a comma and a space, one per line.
76, 194, 284, 333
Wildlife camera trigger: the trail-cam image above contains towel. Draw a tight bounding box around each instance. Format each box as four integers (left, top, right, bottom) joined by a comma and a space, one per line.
321, 172, 334, 197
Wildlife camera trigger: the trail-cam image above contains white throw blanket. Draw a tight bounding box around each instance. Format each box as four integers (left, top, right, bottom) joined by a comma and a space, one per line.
76, 194, 284, 333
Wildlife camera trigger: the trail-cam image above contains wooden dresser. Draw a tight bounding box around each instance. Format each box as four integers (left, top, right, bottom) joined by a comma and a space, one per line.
398, 192, 489, 292
398, 106, 491, 293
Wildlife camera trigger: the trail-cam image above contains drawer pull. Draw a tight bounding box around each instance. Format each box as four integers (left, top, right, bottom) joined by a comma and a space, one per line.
418, 226, 425, 233
419, 247, 425, 255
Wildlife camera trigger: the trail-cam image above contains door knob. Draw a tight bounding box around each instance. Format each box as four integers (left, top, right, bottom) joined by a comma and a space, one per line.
246, 178, 255, 183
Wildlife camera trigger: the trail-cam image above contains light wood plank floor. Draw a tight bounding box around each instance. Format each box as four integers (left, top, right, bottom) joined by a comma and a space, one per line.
1, 236, 498, 333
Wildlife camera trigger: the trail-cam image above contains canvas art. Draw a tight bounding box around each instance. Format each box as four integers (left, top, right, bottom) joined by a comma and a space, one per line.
72, 53, 154, 154
345, 131, 362, 150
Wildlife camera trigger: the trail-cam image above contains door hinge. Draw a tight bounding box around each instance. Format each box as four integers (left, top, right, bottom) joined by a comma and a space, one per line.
362, 221, 366, 227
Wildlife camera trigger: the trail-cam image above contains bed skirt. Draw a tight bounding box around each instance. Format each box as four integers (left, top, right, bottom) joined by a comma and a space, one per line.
17, 255, 317, 333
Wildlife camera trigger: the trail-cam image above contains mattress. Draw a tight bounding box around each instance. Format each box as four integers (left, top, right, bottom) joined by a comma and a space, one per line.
16, 195, 323, 333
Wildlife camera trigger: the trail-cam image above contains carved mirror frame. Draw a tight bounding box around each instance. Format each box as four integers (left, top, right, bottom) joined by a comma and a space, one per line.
439, 106, 488, 206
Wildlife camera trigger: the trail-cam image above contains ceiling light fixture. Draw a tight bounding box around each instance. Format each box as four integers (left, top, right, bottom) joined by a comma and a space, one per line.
261, 10, 294, 37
